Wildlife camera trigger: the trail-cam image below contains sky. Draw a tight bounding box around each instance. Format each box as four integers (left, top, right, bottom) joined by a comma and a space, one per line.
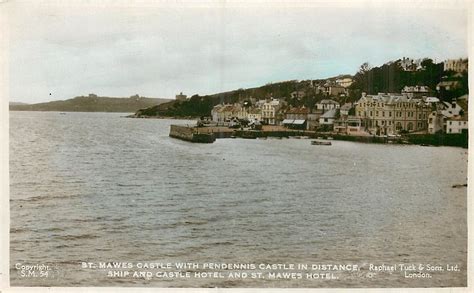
4, 0, 469, 103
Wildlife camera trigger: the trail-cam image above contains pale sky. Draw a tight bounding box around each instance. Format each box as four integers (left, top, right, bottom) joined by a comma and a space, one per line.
5, 0, 469, 103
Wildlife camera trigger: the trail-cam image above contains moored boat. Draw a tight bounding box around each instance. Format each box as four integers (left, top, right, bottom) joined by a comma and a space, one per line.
311, 140, 332, 146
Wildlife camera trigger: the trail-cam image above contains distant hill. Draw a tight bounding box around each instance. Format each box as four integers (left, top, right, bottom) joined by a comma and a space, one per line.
9, 102, 29, 106
9, 94, 171, 113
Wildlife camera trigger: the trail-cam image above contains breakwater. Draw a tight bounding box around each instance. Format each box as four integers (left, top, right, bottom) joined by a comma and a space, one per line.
169, 125, 216, 143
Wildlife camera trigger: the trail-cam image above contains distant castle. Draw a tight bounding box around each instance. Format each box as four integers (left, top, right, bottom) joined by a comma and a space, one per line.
176, 92, 187, 101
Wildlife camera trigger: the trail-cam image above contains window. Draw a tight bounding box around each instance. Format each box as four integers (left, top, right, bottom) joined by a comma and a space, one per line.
370, 111, 373, 116
389, 111, 392, 117
382, 112, 385, 117
376, 111, 379, 117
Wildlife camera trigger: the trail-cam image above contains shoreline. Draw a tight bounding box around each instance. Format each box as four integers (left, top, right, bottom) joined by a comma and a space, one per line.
170, 125, 468, 148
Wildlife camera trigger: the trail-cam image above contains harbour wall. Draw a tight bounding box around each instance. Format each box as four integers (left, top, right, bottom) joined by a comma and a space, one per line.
169, 125, 216, 143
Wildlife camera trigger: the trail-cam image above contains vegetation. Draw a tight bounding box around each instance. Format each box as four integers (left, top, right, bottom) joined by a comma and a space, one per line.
349, 59, 468, 102
132, 57, 468, 118
10, 94, 171, 113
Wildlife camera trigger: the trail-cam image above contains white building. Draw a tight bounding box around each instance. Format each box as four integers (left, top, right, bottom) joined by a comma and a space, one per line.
402, 86, 430, 98
261, 98, 281, 125
211, 104, 241, 124
335, 77, 353, 88
319, 108, 338, 127
444, 58, 468, 73
315, 99, 340, 112
446, 116, 468, 134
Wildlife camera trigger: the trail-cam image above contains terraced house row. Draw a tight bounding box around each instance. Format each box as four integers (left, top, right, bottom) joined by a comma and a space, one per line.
355, 93, 432, 135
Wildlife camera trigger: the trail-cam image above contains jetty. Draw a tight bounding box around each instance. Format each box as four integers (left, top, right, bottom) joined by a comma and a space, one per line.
169, 125, 217, 143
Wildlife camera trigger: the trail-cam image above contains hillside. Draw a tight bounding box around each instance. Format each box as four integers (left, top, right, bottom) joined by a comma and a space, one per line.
9, 94, 171, 113
132, 57, 468, 118
131, 79, 329, 118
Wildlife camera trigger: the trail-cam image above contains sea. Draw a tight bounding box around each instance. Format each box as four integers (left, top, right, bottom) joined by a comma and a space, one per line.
9, 111, 468, 288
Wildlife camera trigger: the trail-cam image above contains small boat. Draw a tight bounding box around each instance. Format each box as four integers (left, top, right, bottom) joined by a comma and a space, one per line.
59, 112, 66, 115
311, 140, 332, 146
452, 183, 467, 188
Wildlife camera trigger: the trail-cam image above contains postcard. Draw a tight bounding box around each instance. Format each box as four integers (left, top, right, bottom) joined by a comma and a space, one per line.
0, 0, 471, 292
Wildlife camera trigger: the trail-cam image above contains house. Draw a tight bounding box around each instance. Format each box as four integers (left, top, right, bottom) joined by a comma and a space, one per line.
355, 92, 431, 135
261, 98, 281, 125
283, 107, 309, 130
282, 119, 306, 130
436, 80, 462, 91
315, 99, 340, 112
290, 91, 306, 99
398, 57, 426, 71
428, 95, 468, 134
247, 108, 262, 122
334, 116, 363, 134
339, 103, 353, 116
211, 104, 241, 124
335, 77, 353, 88
443, 58, 468, 73
402, 86, 430, 98
321, 84, 346, 97
446, 115, 468, 134
428, 111, 446, 134
319, 108, 338, 130
285, 106, 309, 120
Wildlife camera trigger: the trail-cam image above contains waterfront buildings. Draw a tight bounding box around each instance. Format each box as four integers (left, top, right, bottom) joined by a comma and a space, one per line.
211, 104, 241, 124
446, 115, 468, 134
355, 93, 431, 135
428, 95, 468, 134
319, 109, 338, 129
261, 98, 282, 125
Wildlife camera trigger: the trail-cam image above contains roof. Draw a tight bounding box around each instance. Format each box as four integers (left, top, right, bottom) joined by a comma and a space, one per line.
402, 85, 430, 93
449, 115, 468, 121
248, 108, 261, 114
286, 107, 309, 114
320, 109, 337, 118
357, 93, 425, 105
340, 103, 352, 111
319, 99, 339, 105
424, 97, 440, 103
437, 80, 461, 87
282, 119, 306, 125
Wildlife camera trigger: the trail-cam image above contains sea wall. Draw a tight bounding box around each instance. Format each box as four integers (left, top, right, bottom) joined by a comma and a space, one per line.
169, 125, 216, 143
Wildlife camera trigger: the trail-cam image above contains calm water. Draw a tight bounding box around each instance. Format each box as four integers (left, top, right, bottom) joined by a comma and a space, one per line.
10, 111, 467, 287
